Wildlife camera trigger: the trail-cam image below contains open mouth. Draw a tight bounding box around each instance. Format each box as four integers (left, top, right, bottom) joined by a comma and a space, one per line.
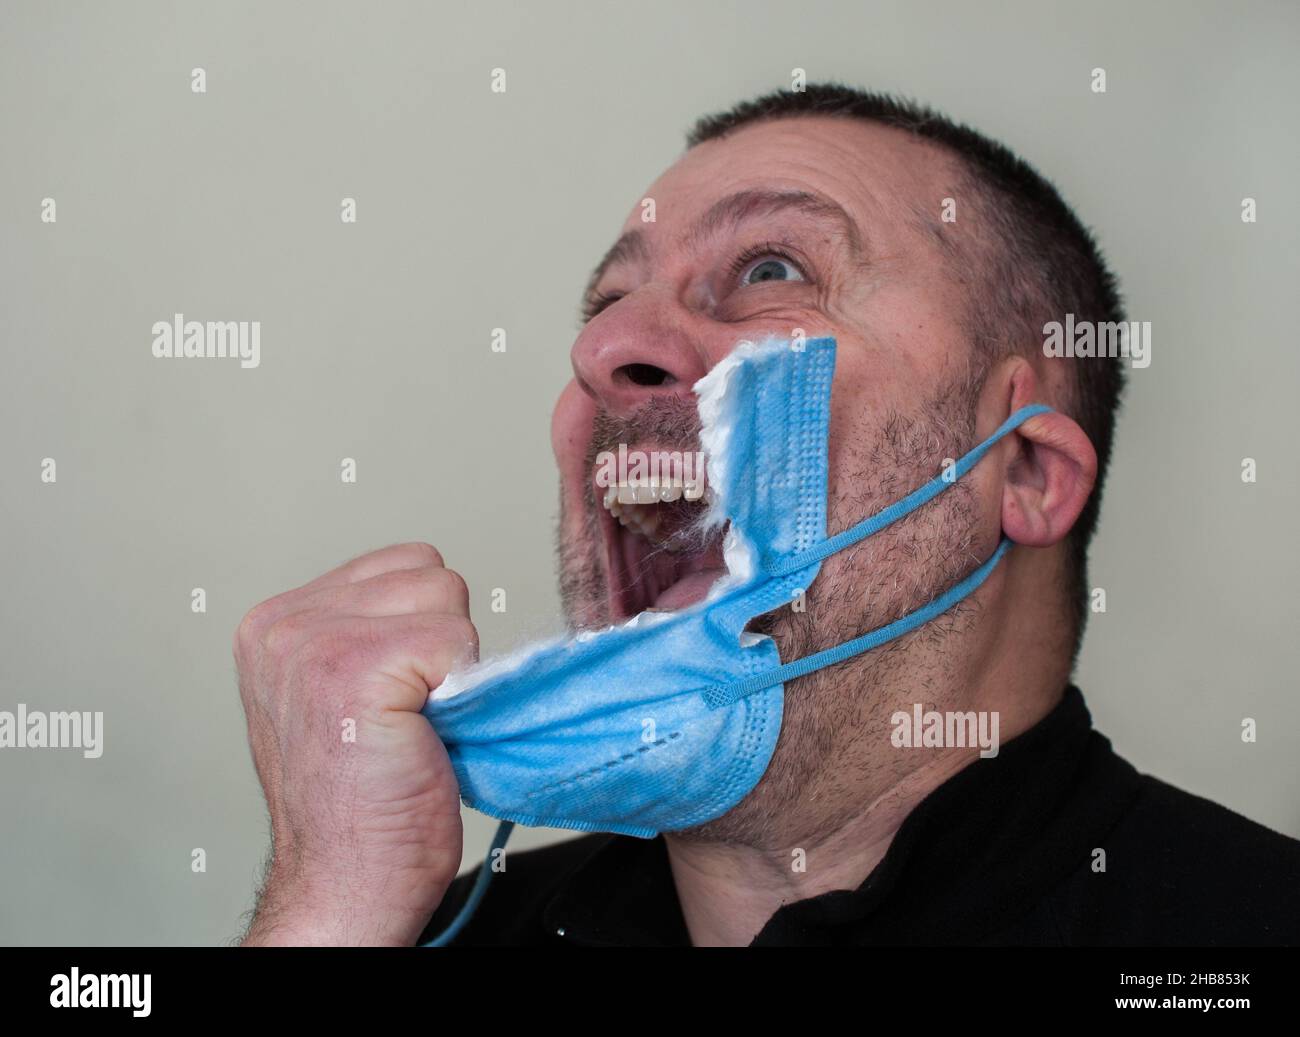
595, 453, 729, 619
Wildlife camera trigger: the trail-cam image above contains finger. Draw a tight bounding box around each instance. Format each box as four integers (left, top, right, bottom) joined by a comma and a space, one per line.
318, 613, 480, 713
237, 544, 452, 648
302, 542, 447, 593
299, 565, 471, 621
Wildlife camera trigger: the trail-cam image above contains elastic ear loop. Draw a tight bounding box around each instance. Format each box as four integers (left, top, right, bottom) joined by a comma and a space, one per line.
705, 404, 1052, 709
424, 404, 1052, 940
421, 820, 514, 947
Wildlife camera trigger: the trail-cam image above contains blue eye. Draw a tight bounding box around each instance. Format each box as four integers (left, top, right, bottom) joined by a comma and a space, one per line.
740, 256, 805, 286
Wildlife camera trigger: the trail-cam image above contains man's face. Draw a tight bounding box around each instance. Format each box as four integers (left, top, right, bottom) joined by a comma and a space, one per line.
549, 116, 1004, 839
553, 114, 994, 623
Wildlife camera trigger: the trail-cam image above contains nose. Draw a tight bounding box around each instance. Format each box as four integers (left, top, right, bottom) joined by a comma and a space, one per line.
569, 291, 710, 417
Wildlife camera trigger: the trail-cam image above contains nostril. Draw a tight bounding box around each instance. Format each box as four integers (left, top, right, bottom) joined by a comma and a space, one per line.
618, 363, 675, 388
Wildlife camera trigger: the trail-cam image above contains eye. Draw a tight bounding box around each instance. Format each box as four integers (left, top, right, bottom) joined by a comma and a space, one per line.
733, 246, 807, 288
580, 291, 623, 324
742, 257, 801, 285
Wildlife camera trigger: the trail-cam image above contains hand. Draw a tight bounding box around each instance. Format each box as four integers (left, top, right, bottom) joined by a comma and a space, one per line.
235, 543, 475, 946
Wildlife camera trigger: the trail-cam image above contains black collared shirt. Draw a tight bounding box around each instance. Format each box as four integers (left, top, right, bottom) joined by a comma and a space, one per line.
419, 687, 1300, 946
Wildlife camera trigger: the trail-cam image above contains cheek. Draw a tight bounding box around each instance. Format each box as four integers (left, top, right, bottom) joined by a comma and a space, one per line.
551, 381, 597, 524
822, 351, 893, 501
819, 303, 964, 479
551, 381, 594, 469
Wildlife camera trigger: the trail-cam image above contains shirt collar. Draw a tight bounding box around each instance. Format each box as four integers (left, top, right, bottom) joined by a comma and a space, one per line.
542, 686, 1141, 946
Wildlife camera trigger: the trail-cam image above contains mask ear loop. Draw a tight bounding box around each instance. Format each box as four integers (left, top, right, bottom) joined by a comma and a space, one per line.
765, 404, 1052, 579
421, 820, 514, 947
425, 405, 1054, 936
706, 537, 1011, 708
705, 404, 1053, 710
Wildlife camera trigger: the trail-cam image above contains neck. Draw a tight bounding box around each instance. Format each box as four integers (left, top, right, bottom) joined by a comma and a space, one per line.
664, 572, 1070, 946
663, 746, 979, 946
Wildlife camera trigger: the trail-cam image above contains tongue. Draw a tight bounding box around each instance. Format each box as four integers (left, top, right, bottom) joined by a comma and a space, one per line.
653, 567, 728, 610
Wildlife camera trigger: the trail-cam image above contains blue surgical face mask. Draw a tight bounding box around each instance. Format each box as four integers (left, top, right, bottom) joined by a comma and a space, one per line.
420, 336, 1048, 943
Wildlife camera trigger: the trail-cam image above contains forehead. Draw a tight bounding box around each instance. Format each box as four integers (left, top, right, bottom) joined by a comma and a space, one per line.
624, 116, 958, 242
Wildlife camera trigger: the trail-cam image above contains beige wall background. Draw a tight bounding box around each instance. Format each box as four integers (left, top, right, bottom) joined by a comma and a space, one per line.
1, 0, 1296, 945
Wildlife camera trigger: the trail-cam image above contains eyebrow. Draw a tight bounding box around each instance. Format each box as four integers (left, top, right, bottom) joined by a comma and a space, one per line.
581, 189, 863, 314
687, 189, 862, 254
583, 229, 649, 313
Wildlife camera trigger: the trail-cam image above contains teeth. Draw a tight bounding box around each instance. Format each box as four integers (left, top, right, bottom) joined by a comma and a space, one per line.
603, 476, 704, 505
618, 482, 664, 506
616, 505, 659, 537
599, 476, 705, 545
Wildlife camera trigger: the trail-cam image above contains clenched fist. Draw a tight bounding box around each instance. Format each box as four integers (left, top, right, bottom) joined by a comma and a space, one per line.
235, 543, 476, 946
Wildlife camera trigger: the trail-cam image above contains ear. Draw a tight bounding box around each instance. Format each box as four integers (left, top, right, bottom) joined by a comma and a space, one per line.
980, 362, 1098, 549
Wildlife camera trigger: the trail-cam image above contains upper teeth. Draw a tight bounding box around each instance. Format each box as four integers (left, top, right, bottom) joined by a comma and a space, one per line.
600, 479, 713, 542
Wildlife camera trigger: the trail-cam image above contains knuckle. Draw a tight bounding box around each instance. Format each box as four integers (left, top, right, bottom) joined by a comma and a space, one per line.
234, 597, 285, 659
399, 541, 444, 568
438, 567, 470, 607
437, 614, 479, 657
236, 599, 272, 644
376, 563, 468, 611
371, 566, 438, 605
260, 610, 312, 657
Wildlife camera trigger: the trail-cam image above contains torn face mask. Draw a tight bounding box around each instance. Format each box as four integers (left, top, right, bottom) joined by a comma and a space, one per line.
420, 336, 1049, 839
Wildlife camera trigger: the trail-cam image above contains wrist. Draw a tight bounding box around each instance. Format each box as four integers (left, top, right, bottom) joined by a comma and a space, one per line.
242, 872, 444, 947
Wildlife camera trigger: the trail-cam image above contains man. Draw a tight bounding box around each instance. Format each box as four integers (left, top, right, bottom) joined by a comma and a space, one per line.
236, 85, 1300, 946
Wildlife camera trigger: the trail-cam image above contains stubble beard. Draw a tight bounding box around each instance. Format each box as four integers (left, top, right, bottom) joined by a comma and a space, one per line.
556, 378, 986, 850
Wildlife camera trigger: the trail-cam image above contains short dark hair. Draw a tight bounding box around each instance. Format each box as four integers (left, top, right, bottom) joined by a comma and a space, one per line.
687, 83, 1126, 657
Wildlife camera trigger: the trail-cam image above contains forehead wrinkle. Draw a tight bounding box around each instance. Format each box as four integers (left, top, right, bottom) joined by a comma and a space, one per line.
681, 188, 865, 258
